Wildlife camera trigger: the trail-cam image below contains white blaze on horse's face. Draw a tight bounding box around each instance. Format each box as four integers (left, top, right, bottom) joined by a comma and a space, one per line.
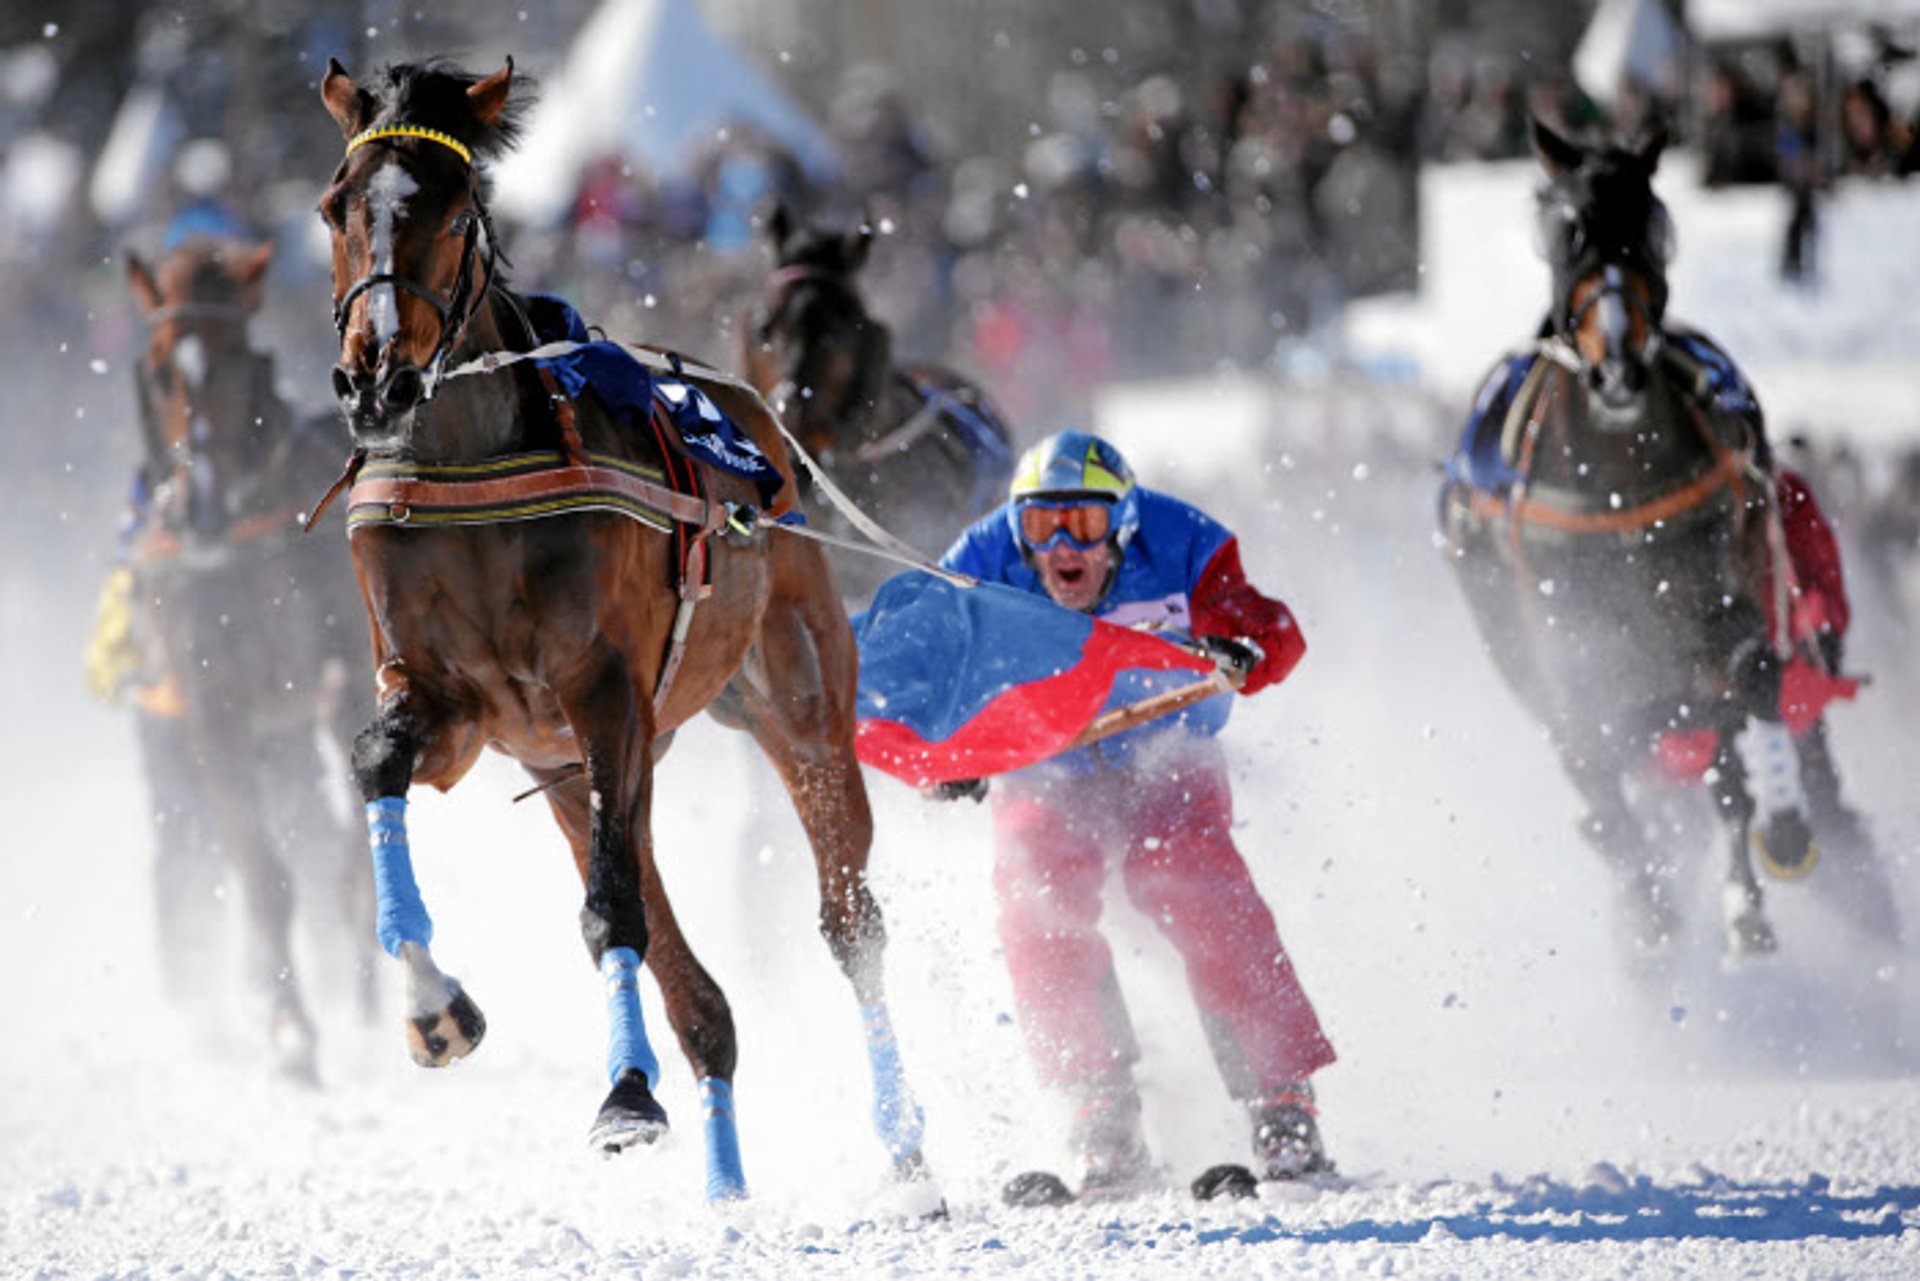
171, 333, 218, 445
173, 333, 208, 392
364, 161, 419, 351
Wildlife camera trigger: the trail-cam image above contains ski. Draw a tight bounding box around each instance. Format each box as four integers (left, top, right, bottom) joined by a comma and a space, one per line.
1001, 1162, 1264, 1207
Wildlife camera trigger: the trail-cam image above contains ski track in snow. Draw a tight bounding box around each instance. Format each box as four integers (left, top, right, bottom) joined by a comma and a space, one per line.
5, 411, 1920, 1278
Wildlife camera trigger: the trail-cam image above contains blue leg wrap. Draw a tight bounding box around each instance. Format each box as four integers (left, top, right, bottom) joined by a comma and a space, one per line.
699, 1077, 748, 1202
601, 947, 659, 1090
366, 797, 432, 957
860, 1003, 925, 1161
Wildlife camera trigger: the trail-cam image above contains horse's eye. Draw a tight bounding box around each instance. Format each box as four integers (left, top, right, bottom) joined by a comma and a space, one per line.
449, 210, 476, 237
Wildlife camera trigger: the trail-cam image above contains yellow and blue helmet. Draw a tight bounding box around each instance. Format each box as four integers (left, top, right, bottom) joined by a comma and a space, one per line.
1006, 430, 1140, 552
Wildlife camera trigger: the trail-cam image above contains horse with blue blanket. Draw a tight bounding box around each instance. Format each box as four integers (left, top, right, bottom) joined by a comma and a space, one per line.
313, 57, 937, 1204
1437, 119, 1887, 963
740, 204, 1015, 602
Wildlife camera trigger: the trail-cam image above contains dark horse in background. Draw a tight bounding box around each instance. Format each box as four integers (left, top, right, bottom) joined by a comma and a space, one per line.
740, 204, 1014, 602
314, 58, 937, 1205
1439, 120, 1896, 964
120, 237, 377, 1079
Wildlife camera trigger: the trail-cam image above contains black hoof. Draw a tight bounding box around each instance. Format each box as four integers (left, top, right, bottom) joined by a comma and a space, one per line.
407, 985, 486, 1067
589, 1068, 669, 1154
1192, 1162, 1260, 1201
1002, 1169, 1075, 1208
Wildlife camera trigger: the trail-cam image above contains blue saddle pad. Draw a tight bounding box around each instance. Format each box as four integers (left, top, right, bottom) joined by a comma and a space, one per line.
526, 294, 785, 508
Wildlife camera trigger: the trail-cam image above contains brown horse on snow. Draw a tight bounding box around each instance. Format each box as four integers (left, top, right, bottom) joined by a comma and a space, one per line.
314, 56, 935, 1202
122, 237, 376, 1079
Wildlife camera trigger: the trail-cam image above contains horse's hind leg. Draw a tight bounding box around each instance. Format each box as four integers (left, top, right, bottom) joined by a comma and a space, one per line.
732, 580, 937, 1194
323, 672, 381, 1022
540, 764, 739, 1187
351, 692, 486, 1067
547, 645, 676, 1159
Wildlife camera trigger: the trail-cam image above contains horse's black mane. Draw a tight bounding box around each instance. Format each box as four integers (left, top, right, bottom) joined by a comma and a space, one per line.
366, 58, 536, 164
779, 228, 863, 277
170, 240, 258, 310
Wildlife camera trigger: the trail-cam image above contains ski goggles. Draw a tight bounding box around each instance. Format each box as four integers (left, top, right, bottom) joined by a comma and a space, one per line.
1016, 498, 1113, 551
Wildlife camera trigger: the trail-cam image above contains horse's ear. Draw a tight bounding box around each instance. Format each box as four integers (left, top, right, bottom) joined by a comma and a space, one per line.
1635, 122, 1670, 174
468, 57, 514, 127
126, 252, 163, 316
1530, 115, 1583, 177
766, 201, 791, 249
232, 241, 275, 309
322, 58, 373, 139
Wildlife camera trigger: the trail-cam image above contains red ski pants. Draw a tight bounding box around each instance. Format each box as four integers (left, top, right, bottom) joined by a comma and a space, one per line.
990, 739, 1335, 1098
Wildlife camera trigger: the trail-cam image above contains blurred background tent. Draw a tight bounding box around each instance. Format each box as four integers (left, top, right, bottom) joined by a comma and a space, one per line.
1573, 0, 1687, 113
492, 0, 838, 229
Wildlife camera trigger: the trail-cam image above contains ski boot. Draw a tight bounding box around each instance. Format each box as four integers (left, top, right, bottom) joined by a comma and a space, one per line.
1251, 1084, 1332, 1181
1071, 1077, 1155, 1200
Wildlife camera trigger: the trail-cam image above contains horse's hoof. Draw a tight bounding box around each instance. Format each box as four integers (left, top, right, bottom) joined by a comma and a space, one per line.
406, 986, 486, 1067
271, 1007, 320, 1087
1617, 875, 1680, 957
589, 1068, 669, 1155
1723, 910, 1778, 960
1753, 810, 1819, 880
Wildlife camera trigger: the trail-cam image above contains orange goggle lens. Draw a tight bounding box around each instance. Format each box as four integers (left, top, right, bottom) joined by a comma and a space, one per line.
1018, 501, 1112, 550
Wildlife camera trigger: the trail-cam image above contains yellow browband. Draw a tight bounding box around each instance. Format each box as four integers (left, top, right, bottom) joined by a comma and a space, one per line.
344, 124, 472, 167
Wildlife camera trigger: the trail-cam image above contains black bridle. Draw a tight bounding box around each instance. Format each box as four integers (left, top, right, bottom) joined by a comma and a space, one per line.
133, 306, 288, 538
329, 137, 504, 403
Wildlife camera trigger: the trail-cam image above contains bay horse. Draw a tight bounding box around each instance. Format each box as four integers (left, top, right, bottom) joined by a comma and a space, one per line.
314, 57, 936, 1203
124, 237, 377, 1079
1439, 119, 1815, 964
740, 204, 1014, 602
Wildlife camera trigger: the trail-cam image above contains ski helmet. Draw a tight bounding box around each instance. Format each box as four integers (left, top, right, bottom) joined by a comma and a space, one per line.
1006, 430, 1140, 552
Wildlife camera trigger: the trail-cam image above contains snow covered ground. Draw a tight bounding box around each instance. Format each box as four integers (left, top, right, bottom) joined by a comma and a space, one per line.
4, 403, 1917, 1276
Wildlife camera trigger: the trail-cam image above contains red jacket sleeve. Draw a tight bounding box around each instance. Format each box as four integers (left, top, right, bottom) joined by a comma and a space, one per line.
1776, 468, 1850, 639
1189, 537, 1305, 694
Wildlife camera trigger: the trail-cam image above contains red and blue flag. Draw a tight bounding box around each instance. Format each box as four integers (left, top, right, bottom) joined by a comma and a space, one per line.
851, 573, 1218, 787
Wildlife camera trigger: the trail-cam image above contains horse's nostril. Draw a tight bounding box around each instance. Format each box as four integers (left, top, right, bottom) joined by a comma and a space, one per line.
332, 366, 357, 402
383, 366, 424, 410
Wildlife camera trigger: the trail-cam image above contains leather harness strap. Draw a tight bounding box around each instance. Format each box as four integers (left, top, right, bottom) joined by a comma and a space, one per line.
338, 382, 727, 715
1471, 356, 1751, 543
133, 506, 310, 563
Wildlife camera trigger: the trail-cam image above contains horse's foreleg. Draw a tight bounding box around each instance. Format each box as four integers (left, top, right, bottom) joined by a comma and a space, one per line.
1562, 745, 1679, 958
352, 696, 485, 1066
187, 711, 317, 1081
554, 649, 670, 1157
1709, 732, 1777, 959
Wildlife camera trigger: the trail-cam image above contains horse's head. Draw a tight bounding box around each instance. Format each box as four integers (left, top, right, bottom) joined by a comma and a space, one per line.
745, 202, 891, 460
317, 57, 528, 454
1532, 117, 1674, 424
127, 238, 275, 534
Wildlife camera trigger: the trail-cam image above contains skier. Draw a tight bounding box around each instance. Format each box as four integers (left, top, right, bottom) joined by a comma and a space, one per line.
936, 429, 1336, 1196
